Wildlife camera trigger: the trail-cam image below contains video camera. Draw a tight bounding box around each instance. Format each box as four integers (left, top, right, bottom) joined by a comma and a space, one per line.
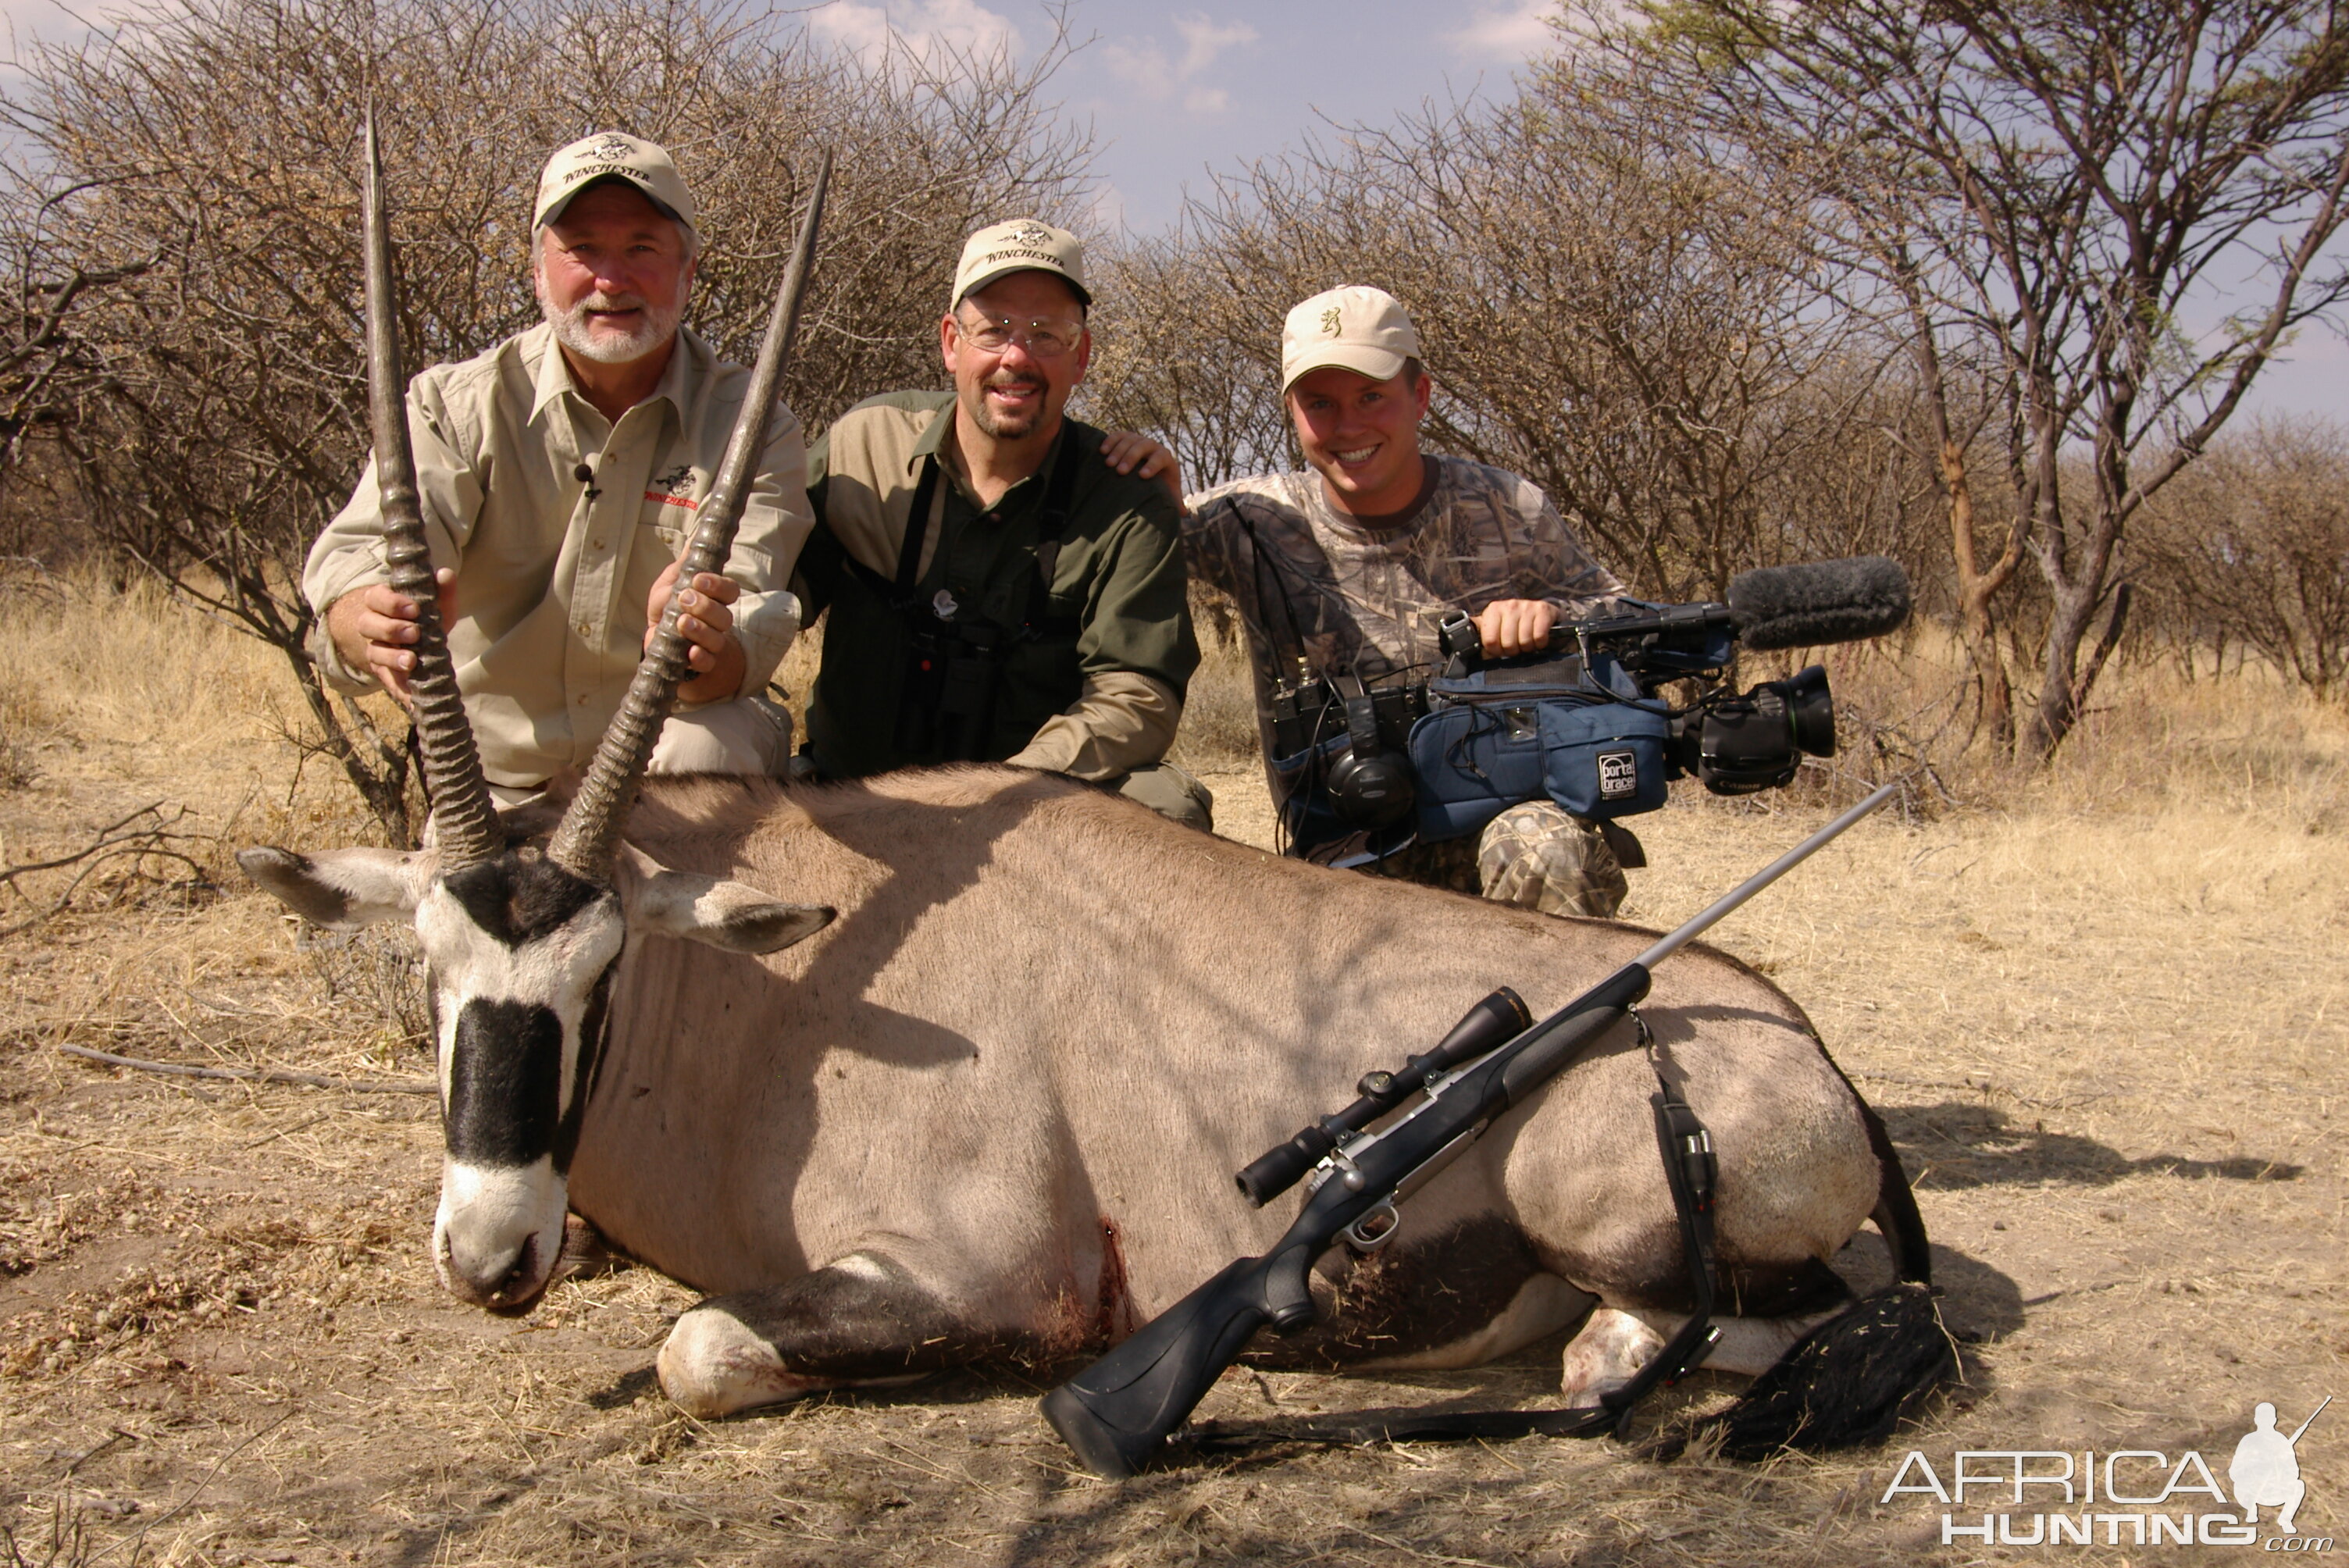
1271, 555, 1911, 858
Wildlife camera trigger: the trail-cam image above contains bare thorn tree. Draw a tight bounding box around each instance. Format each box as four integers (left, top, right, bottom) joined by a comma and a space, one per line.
2136, 415, 2349, 700
1606, 0, 2349, 760
1088, 62, 1918, 602
0, 0, 1093, 843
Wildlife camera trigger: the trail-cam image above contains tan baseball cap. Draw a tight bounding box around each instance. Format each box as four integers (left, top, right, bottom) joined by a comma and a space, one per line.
951, 218, 1091, 308
1281, 285, 1422, 390
533, 132, 697, 244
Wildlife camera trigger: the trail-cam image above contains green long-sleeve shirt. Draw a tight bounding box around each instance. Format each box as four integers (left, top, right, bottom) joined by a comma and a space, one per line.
793, 390, 1196, 779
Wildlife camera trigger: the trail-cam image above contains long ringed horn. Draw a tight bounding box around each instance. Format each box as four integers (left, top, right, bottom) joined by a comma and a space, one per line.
361, 109, 502, 868
546, 150, 832, 881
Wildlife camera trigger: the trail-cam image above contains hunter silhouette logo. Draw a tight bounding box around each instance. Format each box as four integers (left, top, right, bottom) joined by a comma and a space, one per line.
2233, 1396, 2328, 1535
1883, 1394, 2333, 1548
1320, 306, 1342, 336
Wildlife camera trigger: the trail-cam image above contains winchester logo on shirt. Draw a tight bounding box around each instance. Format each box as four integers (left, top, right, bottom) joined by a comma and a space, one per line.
644, 462, 700, 510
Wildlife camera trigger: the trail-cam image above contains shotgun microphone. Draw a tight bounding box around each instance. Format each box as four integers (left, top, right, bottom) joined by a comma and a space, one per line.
1727, 555, 1911, 651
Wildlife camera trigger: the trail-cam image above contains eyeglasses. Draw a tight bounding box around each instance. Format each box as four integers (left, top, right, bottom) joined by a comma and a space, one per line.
954, 312, 1084, 358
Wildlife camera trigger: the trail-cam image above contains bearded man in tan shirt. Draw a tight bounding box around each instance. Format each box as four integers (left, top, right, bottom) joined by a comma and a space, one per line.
306, 133, 813, 805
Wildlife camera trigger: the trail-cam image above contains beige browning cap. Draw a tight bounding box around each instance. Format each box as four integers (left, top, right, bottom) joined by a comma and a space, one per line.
1281, 284, 1422, 390
952, 218, 1092, 308
533, 132, 698, 243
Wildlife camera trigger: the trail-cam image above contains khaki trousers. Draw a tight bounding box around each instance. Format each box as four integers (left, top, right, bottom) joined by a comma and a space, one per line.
480, 694, 793, 811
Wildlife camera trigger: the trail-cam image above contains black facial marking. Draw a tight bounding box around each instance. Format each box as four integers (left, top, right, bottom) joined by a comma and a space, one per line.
442, 856, 607, 949
446, 998, 564, 1167
554, 967, 616, 1172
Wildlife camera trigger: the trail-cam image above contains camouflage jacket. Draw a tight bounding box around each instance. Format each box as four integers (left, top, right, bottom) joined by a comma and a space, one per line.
1182, 458, 1626, 779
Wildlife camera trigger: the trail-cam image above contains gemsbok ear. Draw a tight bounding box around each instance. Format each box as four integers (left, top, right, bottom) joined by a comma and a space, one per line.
237, 846, 433, 930
627, 866, 836, 955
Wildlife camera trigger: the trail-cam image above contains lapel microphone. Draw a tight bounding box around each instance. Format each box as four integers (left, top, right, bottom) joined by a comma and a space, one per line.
575, 461, 601, 502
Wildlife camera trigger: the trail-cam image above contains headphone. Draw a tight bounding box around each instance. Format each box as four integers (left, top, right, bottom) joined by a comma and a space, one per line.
1324, 675, 1417, 829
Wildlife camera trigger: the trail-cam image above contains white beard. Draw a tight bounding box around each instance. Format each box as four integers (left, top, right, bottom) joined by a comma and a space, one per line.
544, 290, 682, 365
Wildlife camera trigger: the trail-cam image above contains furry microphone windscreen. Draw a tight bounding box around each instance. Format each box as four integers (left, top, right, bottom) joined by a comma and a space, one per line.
1727, 556, 1912, 651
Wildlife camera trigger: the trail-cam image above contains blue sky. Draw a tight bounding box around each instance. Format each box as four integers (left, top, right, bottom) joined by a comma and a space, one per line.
4, 0, 2340, 414
797, 0, 1556, 231
801, 0, 2344, 419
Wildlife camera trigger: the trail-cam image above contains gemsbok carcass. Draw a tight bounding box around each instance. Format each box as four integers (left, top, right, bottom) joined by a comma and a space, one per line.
239, 121, 1948, 1466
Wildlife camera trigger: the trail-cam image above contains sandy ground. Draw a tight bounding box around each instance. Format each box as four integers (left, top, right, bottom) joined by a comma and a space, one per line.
2, 592, 2344, 1566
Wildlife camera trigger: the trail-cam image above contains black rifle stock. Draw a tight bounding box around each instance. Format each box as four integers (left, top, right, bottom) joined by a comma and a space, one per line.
1041, 781, 1903, 1478
1043, 966, 1649, 1478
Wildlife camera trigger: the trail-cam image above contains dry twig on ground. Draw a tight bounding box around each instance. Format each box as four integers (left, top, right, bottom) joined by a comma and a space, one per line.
0, 801, 214, 938
52, 1042, 433, 1096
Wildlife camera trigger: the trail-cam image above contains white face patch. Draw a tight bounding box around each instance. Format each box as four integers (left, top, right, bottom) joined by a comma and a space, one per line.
412, 873, 626, 1312
435, 1154, 567, 1310
417, 880, 626, 1156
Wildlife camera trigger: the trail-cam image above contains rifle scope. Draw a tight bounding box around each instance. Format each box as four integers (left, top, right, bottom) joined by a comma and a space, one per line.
1235, 987, 1532, 1206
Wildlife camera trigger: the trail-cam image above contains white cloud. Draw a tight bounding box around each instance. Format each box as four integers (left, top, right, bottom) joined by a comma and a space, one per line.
1173, 14, 1256, 77
1100, 10, 1258, 113
1446, 0, 1559, 62
806, 0, 1021, 66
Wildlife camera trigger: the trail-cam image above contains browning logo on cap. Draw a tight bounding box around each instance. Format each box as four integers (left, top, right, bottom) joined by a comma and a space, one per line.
1281, 284, 1422, 390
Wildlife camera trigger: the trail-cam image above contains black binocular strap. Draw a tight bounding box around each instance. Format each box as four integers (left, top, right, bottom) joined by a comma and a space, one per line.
1188, 1062, 1720, 1453
880, 434, 1082, 622
893, 455, 943, 598
1231, 501, 1321, 697
1027, 431, 1082, 595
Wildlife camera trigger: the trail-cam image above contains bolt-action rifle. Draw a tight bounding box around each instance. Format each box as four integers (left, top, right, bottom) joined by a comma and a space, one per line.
1041, 781, 1903, 1477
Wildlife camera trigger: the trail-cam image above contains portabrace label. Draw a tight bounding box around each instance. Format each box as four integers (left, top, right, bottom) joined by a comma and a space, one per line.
1597, 748, 1638, 800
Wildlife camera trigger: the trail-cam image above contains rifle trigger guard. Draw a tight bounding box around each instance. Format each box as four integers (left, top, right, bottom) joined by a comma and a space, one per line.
1342, 1200, 1402, 1254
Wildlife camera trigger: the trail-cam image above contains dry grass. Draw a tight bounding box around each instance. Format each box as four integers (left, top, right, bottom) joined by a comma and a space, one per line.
2, 577, 2343, 1566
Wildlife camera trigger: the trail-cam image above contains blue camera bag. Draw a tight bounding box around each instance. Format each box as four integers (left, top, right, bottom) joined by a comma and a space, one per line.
1406, 650, 1675, 844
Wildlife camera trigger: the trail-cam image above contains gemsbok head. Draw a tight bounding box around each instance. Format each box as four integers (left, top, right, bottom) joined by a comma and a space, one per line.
239, 116, 834, 1313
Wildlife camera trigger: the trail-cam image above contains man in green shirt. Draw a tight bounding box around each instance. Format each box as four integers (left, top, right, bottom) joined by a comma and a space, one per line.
791, 219, 1209, 829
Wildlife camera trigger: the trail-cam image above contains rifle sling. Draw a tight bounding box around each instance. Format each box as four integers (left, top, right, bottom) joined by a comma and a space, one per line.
846, 431, 1083, 629
1188, 1059, 1720, 1454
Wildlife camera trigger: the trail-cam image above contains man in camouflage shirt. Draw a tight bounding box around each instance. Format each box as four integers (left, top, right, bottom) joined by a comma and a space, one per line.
1183, 285, 1633, 915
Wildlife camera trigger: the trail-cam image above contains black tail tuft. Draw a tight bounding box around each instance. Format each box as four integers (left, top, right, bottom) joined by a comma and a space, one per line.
1663, 1282, 1955, 1460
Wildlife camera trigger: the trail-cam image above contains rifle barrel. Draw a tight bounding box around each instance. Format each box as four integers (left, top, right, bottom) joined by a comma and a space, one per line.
2289, 1394, 2331, 1445
1042, 778, 1910, 1477
1637, 781, 1900, 971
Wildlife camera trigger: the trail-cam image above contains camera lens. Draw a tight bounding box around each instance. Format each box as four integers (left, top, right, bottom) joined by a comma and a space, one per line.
1784, 665, 1834, 757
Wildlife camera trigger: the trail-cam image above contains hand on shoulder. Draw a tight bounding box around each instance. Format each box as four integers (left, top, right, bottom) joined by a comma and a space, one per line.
1097, 430, 1183, 510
